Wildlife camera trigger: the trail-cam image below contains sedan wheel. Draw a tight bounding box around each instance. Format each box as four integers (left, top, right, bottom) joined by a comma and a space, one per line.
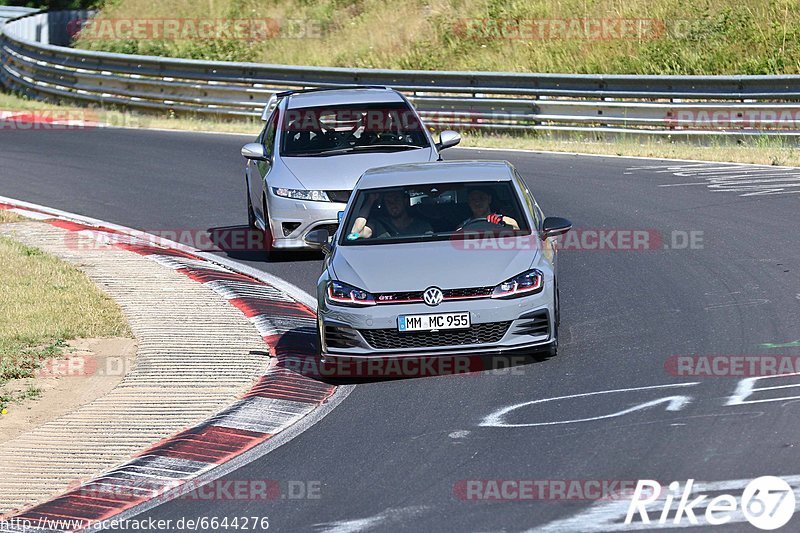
246, 188, 257, 229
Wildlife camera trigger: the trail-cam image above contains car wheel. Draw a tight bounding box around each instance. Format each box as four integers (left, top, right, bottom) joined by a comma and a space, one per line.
555, 283, 561, 328
262, 195, 278, 258
246, 188, 257, 229
546, 288, 560, 357
315, 321, 326, 372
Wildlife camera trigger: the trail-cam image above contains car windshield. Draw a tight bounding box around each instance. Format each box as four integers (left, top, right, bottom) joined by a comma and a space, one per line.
280, 102, 430, 157
339, 181, 531, 246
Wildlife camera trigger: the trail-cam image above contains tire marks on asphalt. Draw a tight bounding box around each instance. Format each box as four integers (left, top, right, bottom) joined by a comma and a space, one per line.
625, 162, 800, 197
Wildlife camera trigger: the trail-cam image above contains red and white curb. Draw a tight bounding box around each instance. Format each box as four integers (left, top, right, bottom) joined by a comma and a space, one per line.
0, 110, 103, 129
0, 197, 351, 532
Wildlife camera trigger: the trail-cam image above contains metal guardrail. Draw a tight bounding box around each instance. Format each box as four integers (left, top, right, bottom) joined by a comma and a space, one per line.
0, 6, 38, 23
3, 10, 800, 137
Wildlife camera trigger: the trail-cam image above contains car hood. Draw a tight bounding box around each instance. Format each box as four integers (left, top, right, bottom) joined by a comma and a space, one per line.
281, 148, 435, 190
330, 239, 539, 292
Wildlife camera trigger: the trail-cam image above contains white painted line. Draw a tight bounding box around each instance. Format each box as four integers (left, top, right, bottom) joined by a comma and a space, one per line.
481, 383, 699, 428
727, 372, 800, 406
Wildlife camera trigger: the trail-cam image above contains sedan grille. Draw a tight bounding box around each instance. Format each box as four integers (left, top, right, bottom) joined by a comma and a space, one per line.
359, 322, 511, 350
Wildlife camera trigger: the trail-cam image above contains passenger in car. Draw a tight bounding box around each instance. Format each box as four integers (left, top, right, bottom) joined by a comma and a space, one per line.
348, 190, 432, 239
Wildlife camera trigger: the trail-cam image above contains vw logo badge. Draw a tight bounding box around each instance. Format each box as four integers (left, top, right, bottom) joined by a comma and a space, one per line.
423, 287, 443, 307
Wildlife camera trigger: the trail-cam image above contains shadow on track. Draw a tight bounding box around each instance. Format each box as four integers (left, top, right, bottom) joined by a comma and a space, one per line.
206, 225, 324, 263
271, 327, 555, 386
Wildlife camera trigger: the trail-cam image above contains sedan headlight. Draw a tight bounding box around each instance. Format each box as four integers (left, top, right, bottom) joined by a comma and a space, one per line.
273, 187, 330, 202
491, 269, 544, 299
327, 280, 376, 306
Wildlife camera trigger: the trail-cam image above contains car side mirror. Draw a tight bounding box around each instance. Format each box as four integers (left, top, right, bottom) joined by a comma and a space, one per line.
436, 130, 461, 151
541, 217, 572, 240
304, 229, 331, 254
241, 143, 267, 161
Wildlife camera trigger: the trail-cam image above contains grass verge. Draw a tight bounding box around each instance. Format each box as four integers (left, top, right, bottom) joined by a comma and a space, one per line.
0, 91, 262, 135
0, 225, 131, 412
460, 132, 800, 167
75, 0, 800, 75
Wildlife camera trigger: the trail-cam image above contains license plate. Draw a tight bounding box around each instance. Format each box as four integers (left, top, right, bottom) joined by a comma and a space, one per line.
397, 312, 471, 332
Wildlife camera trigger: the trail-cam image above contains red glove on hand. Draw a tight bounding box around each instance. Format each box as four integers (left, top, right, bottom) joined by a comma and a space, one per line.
487, 213, 504, 225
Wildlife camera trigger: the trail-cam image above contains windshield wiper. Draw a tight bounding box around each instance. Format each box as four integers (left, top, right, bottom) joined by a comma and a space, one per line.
350, 144, 423, 152
285, 148, 354, 157
287, 144, 424, 157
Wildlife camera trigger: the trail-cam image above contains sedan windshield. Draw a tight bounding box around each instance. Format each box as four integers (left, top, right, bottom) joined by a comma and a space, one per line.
340, 181, 531, 246
280, 102, 430, 157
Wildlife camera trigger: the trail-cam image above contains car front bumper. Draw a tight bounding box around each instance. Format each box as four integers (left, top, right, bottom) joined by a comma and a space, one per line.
266, 192, 346, 249
318, 288, 556, 358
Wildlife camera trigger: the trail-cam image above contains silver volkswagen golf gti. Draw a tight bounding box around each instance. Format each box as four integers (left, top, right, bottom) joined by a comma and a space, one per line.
241, 86, 461, 251
306, 160, 572, 362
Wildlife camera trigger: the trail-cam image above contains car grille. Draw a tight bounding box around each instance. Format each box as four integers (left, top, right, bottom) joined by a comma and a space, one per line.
324, 325, 361, 348
359, 322, 511, 350
445, 287, 494, 298
282, 222, 301, 236
311, 223, 339, 237
513, 310, 550, 337
326, 190, 351, 203
374, 286, 493, 304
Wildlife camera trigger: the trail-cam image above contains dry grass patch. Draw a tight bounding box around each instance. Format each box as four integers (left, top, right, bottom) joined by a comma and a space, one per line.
0, 211, 24, 223
0, 235, 131, 411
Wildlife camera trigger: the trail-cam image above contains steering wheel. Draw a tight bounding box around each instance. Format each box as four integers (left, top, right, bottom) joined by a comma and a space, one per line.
457, 217, 490, 231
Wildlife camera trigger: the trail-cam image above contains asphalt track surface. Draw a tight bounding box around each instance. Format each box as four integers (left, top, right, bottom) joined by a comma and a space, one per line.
2, 127, 800, 532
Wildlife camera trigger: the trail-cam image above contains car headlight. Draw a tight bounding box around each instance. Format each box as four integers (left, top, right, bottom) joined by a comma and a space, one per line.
327, 280, 376, 306
491, 269, 544, 299
273, 187, 330, 202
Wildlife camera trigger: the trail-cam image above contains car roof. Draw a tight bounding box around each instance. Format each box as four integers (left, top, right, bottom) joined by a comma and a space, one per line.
357, 161, 517, 189
285, 88, 405, 109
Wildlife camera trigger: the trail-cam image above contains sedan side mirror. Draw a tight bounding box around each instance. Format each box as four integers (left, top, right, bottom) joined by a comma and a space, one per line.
304, 228, 331, 254
241, 143, 267, 161
436, 130, 461, 151
541, 217, 572, 240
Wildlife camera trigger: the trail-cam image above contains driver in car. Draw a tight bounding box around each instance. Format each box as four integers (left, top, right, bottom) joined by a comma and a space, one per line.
348, 190, 432, 239
459, 187, 520, 230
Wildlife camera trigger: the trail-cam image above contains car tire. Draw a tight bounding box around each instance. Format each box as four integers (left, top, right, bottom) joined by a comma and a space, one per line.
246, 187, 257, 229
546, 287, 560, 357
555, 283, 561, 328
262, 195, 279, 260
315, 321, 326, 372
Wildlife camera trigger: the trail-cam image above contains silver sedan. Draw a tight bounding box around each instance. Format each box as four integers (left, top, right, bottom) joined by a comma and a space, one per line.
241, 86, 461, 252
306, 160, 572, 362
